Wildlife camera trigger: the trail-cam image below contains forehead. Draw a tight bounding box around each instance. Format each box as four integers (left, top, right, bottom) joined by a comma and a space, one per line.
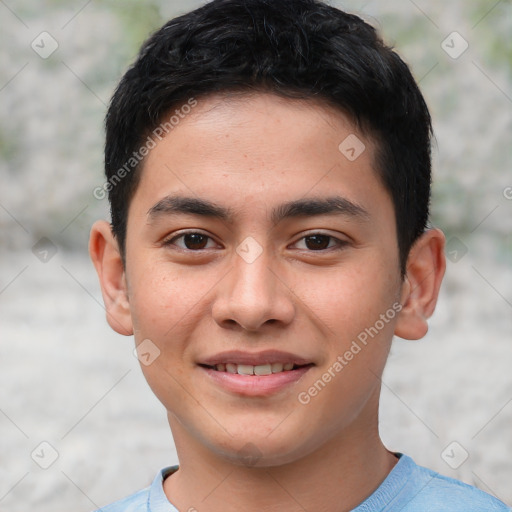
129, 92, 391, 226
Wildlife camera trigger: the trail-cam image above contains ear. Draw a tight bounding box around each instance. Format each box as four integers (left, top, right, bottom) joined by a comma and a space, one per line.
394, 228, 446, 340
89, 220, 133, 336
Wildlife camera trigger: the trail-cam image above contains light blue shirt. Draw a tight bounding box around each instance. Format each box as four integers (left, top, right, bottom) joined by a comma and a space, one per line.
95, 453, 511, 511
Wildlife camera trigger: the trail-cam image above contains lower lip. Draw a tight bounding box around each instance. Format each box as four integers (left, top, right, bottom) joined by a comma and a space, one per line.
201, 366, 312, 396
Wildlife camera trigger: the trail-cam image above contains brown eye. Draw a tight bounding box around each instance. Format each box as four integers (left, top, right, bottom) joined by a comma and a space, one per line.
183, 233, 209, 250
164, 232, 217, 251
304, 235, 332, 250
292, 233, 347, 252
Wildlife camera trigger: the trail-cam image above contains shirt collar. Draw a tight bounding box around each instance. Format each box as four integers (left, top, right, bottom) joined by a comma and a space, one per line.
148, 465, 180, 511
148, 454, 413, 511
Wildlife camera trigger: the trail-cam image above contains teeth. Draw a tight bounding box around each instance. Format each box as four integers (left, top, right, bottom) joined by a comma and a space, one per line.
237, 364, 254, 375
271, 362, 284, 373
226, 363, 237, 374
254, 364, 272, 376
213, 362, 298, 374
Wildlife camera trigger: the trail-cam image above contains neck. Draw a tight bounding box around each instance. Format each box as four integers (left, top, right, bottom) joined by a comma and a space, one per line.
163, 398, 397, 512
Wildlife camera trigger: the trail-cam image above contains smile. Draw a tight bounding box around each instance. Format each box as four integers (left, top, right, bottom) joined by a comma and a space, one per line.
198, 350, 314, 396
204, 362, 305, 375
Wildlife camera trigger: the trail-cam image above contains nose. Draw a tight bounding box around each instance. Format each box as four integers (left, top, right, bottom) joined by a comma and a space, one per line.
211, 250, 295, 332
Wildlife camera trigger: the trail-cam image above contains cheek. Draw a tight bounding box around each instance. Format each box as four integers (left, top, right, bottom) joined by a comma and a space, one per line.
127, 263, 206, 336
294, 257, 400, 342
296, 255, 400, 409
127, 269, 199, 410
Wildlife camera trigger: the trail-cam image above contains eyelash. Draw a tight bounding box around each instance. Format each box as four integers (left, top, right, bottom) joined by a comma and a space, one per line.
162, 231, 348, 252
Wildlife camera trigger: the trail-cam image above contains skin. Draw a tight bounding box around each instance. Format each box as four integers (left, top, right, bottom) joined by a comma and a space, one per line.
90, 93, 445, 512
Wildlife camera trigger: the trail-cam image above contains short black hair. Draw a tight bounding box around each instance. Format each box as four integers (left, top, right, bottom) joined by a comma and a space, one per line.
104, 0, 432, 274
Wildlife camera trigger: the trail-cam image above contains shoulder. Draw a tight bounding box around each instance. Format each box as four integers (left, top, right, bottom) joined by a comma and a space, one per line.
403, 457, 511, 511
94, 487, 150, 512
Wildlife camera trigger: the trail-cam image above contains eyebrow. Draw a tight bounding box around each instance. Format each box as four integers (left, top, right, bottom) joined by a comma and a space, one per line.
147, 195, 369, 225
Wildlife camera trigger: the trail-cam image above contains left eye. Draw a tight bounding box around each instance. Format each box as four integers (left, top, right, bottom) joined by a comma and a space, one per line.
293, 234, 342, 251
165, 232, 217, 250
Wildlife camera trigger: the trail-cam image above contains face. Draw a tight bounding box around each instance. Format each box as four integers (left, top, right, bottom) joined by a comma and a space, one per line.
119, 93, 405, 465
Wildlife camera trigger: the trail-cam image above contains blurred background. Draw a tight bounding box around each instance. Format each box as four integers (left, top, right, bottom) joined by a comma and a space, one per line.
0, 0, 511, 510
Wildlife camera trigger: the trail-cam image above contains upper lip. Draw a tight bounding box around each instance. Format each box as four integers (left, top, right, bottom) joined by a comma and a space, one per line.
199, 350, 313, 367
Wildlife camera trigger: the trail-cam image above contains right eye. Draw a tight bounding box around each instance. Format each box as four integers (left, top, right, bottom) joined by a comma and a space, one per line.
162, 231, 218, 251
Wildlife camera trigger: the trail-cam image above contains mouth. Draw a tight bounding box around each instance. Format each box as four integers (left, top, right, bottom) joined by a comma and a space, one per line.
198, 350, 314, 396
199, 362, 310, 375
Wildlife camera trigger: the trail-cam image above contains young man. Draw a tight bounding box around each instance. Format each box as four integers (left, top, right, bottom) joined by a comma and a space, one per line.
89, 0, 511, 510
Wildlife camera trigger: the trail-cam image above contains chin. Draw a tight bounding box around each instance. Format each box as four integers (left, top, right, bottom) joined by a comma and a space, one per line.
208, 424, 319, 468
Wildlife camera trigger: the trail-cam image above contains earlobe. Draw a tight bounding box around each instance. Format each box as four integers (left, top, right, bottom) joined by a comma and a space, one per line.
394, 228, 446, 340
89, 220, 134, 336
